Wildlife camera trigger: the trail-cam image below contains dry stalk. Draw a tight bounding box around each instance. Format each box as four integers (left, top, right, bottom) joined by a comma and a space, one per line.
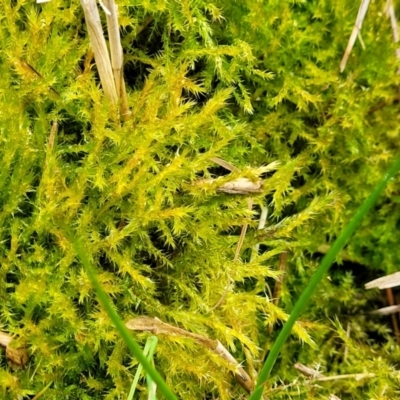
80, 0, 118, 107
208, 157, 256, 310
209, 157, 239, 173
386, 287, 400, 342
366, 271, 400, 289
252, 205, 268, 259
294, 362, 375, 382
83, 49, 95, 73
372, 304, 400, 315
340, 0, 371, 72
31, 381, 53, 400
17, 60, 60, 96
48, 120, 58, 150
386, 0, 400, 99
103, 0, 131, 120
386, 1, 399, 37
211, 197, 253, 311
136, 16, 154, 36
272, 251, 288, 305
126, 316, 255, 392
343, 322, 351, 363
315, 372, 375, 382
293, 362, 324, 378
366, 272, 400, 342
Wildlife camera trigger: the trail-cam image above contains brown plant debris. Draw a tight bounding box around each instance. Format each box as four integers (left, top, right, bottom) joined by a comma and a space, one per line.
126, 316, 255, 392
0, 331, 29, 368
365, 272, 400, 289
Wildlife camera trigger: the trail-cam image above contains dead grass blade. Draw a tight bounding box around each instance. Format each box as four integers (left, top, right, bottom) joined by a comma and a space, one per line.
340, 0, 371, 72
103, 0, 131, 119
80, 0, 118, 106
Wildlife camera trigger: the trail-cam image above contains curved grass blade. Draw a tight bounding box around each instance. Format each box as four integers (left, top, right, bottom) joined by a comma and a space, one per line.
145, 336, 159, 400
249, 154, 400, 400
72, 237, 177, 400
128, 336, 158, 400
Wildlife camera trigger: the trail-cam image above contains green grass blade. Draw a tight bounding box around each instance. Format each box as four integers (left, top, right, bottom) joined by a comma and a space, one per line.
249, 154, 400, 400
72, 237, 178, 400
145, 336, 159, 400
128, 337, 153, 400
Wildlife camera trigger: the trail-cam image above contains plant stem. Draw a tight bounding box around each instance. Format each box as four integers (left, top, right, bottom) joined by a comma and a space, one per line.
72, 237, 177, 400
249, 154, 400, 400
128, 336, 158, 400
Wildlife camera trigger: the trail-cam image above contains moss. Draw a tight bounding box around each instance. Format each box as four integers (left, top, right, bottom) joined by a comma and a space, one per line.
0, 0, 400, 399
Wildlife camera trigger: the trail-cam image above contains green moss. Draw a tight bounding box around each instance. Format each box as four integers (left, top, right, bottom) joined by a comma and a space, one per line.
0, 0, 400, 399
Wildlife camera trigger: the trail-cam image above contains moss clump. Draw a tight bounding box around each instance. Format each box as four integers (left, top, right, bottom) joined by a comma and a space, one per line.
1, 1, 400, 399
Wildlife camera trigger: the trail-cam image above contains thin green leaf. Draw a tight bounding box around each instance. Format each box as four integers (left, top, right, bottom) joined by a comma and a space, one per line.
72, 236, 177, 400
249, 154, 400, 400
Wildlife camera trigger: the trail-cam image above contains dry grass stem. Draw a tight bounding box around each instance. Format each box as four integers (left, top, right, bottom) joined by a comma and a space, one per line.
48, 120, 58, 150
366, 273, 400, 341
343, 323, 350, 362
315, 372, 375, 382
372, 305, 400, 315
31, 381, 53, 400
211, 196, 253, 310
98, 0, 111, 15
208, 158, 257, 310
365, 272, 400, 289
294, 363, 375, 382
210, 156, 240, 172
104, 0, 131, 119
272, 251, 288, 306
340, 0, 371, 72
126, 316, 254, 392
293, 362, 324, 378
386, 288, 400, 341
387, 0, 399, 37
80, 0, 118, 106
136, 16, 154, 35
386, 0, 400, 101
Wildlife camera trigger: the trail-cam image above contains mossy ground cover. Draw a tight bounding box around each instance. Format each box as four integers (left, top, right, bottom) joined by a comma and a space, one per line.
1, 1, 400, 399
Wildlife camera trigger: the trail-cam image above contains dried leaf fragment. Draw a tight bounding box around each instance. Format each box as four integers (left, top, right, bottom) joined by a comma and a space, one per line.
0, 331, 29, 368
